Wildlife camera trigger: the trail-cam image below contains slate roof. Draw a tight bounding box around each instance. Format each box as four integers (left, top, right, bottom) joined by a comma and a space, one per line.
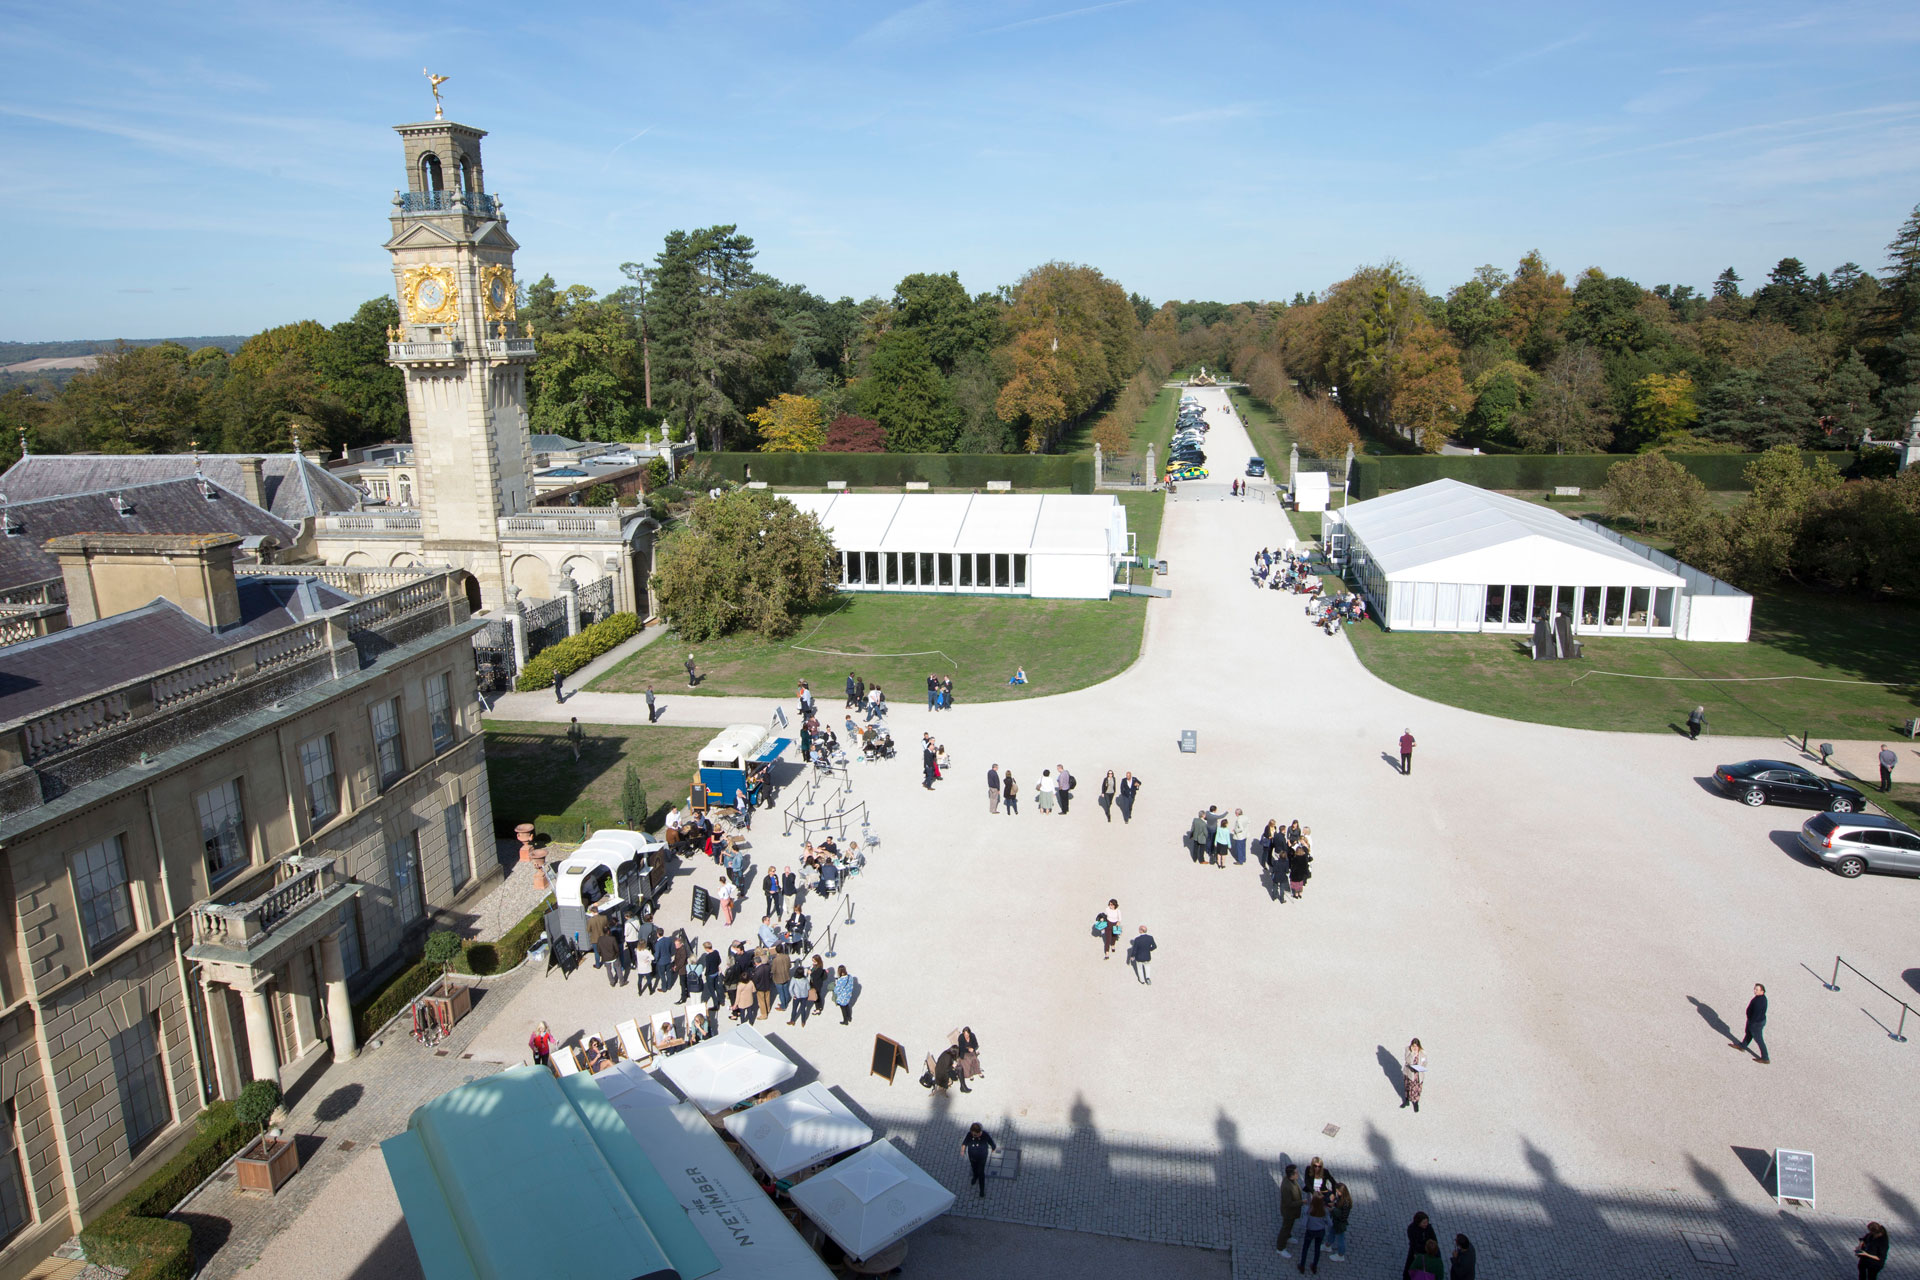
528, 434, 583, 452
0, 478, 298, 593
0, 576, 350, 724
0, 453, 362, 522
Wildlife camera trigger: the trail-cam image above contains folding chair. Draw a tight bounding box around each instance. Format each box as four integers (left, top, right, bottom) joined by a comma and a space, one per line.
552, 1045, 582, 1077
617, 1018, 650, 1065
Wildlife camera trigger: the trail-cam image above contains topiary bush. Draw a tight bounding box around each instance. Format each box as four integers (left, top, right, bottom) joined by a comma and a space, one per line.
422, 929, 463, 970
515, 612, 641, 691
233, 1079, 281, 1135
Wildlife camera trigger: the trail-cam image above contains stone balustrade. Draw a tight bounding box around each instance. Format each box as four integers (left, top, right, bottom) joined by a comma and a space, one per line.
316, 510, 424, 535
191, 856, 341, 950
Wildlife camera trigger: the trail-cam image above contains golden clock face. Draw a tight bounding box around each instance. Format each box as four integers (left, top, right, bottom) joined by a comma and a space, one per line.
481, 264, 516, 321
401, 264, 459, 325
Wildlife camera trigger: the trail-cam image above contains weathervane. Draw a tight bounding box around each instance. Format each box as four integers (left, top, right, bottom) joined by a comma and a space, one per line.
424, 69, 449, 120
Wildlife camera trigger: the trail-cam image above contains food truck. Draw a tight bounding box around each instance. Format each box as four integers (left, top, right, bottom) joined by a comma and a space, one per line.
696, 724, 790, 808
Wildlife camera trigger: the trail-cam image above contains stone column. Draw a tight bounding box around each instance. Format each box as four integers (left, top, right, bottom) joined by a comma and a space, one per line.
203, 978, 243, 1100
1093, 442, 1103, 489
561, 580, 580, 637
239, 983, 279, 1087
507, 611, 527, 670
319, 933, 359, 1062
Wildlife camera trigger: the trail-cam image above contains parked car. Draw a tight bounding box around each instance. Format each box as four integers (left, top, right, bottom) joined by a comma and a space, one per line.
1246, 457, 1266, 477
1711, 759, 1866, 812
1166, 464, 1208, 481
1170, 448, 1206, 464
1799, 811, 1920, 877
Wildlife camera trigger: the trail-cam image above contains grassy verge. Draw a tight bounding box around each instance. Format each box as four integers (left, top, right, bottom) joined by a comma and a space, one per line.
1132, 383, 1180, 459
1228, 387, 1300, 471
1345, 585, 1920, 738
485, 722, 716, 836
1286, 510, 1321, 543
589, 593, 1147, 704
1115, 490, 1166, 588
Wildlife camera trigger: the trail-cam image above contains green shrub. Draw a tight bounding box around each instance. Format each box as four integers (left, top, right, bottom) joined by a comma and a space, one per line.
620, 765, 648, 830
485, 894, 555, 973
79, 1101, 250, 1280
1348, 451, 1858, 500
515, 612, 641, 691
233, 1079, 280, 1134
647, 457, 670, 488
463, 942, 499, 974
422, 929, 463, 969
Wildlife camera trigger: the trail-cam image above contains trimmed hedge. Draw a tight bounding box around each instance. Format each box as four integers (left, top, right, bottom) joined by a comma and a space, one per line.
352, 956, 441, 1042
515, 611, 641, 692
1348, 451, 1859, 500
707, 451, 1095, 493
79, 1101, 248, 1280
479, 893, 556, 975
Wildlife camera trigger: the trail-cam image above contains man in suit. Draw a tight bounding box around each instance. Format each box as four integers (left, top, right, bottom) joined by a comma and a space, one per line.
923, 740, 938, 789
1128, 925, 1156, 985
1118, 772, 1141, 823
1189, 810, 1210, 863
1732, 983, 1769, 1063
988, 764, 1001, 814
762, 868, 783, 918
650, 932, 674, 1000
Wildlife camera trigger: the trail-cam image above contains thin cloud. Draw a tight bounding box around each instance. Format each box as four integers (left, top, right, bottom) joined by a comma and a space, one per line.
852, 0, 953, 49
601, 126, 653, 172
979, 0, 1143, 37
1485, 29, 1592, 73
1160, 102, 1267, 126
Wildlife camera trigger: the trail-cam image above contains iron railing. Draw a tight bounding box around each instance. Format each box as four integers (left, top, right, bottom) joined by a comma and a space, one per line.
399, 190, 498, 216
1824, 956, 1913, 1042
576, 576, 615, 626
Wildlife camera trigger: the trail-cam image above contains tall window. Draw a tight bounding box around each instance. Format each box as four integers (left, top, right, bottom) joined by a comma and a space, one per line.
335, 902, 365, 980
110, 1013, 170, 1152
0, 1100, 29, 1244
371, 698, 404, 788
390, 832, 424, 925
444, 800, 471, 892
195, 781, 248, 883
299, 735, 338, 827
73, 834, 135, 957
426, 674, 455, 753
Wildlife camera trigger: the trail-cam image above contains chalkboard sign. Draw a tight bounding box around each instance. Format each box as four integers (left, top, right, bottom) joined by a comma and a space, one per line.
1770, 1148, 1815, 1207
870, 1034, 908, 1084
689, 885, 712, 923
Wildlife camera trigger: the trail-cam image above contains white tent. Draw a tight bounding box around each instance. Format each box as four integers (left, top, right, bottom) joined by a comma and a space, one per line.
788, 1139, 955, 1262
721, 1082, 873, 1180
1323, 479, 1745, 640
595, 1060, 681, 1111
784, 492, 1128, 599
656, 1024, 797, 1114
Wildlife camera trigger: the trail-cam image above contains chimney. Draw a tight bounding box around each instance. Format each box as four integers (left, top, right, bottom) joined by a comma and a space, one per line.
237, 456, 267, 508
46, 532, 243, 631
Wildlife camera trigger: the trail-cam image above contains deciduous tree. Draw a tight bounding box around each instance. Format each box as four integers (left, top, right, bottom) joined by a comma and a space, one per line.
1390, 322, 1472, 452
859, 330, 958, 453
824, 414, 887, 452
650, 489, 838, 641
1626, 371, 1698, 448
1604, 451, 1707, 535
1514, 345, 1612, 454
748, 392, 827, 452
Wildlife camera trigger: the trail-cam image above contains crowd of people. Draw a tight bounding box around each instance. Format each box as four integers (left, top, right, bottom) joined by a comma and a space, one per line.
1185, 806, 1316, 901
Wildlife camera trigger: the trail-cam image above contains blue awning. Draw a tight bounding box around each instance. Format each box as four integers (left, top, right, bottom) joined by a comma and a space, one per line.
751, 738, 791, 764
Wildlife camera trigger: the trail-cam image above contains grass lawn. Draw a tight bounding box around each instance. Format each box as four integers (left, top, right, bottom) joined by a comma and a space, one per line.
1132, 383, 1181, 458
484, 721, 715, 841
1229, 388, 1298, 473
1346, 586, 1920, 739
1286, 509, 1320, 543
589, 592, 1147, 704
1115, 490, 1167, 586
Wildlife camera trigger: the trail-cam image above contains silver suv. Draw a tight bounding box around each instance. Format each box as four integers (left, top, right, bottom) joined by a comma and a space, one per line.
1799, 811, 1920, 878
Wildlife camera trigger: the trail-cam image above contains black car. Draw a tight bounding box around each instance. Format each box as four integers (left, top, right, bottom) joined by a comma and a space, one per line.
1170, 449, 1206, 464
1712, 759, 1866, 812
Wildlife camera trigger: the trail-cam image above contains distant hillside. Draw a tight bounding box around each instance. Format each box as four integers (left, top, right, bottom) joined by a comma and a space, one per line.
0, 336, 248, 366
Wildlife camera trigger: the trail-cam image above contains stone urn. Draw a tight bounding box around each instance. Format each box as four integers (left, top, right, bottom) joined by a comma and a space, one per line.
531, 846, 550, 891
515, 823, 536, 863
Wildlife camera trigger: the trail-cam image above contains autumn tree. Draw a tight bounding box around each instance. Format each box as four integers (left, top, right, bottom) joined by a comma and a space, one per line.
1291, 394, 1360, 459
1515, 346, 1613, 454
995, 327, 1072, 452
1626, 372, 1697, 448
994, 262, 1140, 451
1499, 250, 1570, 366
1315, 261, 1427, 432
824, 414, 886, 452
1390, 322, 1472, 453
748, 393, 826, 452
1604, 452, 1707, 535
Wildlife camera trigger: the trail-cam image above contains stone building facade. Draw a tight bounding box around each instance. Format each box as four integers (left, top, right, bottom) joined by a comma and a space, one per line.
0, 535, 495, 1277
308, 114, 655, 637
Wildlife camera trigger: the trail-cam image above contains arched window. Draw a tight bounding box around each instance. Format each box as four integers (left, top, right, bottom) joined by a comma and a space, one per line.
420, 153, 444, 193
458, 156, 476, 193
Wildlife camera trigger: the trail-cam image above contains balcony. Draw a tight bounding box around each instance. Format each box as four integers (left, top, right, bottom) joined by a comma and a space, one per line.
398, 190, 499, 217
484, 337, 536, 360
315, 509, 424, 536
500, 508, 626, 537
388, 340, 464, 364
188, 856, 361, 969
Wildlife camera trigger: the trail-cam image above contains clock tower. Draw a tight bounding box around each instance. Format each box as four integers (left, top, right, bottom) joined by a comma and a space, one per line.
385, 116, 535, 606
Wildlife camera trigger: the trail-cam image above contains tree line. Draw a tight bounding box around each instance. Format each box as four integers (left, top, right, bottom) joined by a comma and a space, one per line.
1175, 205, 1920, 460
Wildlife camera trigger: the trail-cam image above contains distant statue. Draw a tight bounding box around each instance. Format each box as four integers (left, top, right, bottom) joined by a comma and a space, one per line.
495, 321, 507, 339
386, 325, 399, 343
424, 69, 450, 120
524, 320, 534, 338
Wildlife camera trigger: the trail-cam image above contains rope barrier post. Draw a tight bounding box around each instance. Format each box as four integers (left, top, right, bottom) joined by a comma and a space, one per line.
1827, 956, 1841, 992
844, 896, 854, 926
1897, 1003, 1909, 1043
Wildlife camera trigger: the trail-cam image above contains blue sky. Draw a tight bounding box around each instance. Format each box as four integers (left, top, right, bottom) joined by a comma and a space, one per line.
3, 0, 1918, 341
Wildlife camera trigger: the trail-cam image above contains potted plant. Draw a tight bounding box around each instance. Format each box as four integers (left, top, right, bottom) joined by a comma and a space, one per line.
419, 930, 474, 1027
231, 1079, 299, 1194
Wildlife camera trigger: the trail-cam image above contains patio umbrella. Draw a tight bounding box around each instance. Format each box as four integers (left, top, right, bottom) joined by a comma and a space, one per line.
594, 1060, 680, 1112
788, 1139, 955, 1261
656, 1024, 797, 1114
722, 1082, 873, 1180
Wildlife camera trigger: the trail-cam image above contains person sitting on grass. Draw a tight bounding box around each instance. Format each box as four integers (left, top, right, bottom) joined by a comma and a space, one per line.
1009, 667, 1028, 686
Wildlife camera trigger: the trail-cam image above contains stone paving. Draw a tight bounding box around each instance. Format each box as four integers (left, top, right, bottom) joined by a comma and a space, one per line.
169, 387, 1918, 1278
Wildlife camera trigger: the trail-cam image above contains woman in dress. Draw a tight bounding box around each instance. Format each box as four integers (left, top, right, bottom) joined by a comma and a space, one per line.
833, 965, 856, 1024
1036, 770, 1055, 814
1401, 1038, 1428, 1112
1102, 899, 1122, 959
1002, 769, 1019, 814
951, 1026, 983, 1083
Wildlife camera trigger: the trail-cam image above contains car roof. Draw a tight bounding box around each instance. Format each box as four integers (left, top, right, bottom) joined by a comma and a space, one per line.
1809, 810, 1916, 833
1727, 759, 1801, 771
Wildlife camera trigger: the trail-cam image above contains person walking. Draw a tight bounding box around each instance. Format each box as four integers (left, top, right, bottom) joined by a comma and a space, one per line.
685, 653, 698, 688
1878, 744, 1898, 792
1055, 764, 1074, 814
1118, 771, 1141, 823
1401, 1212, 1437, 1280
988, 764, 1002, 814
846, 671, 858, 710
1298, 1193, 1329, 1274
1128, 924, 1156, 985
1002, 768, 1019, 814
1398, 728, 1416, 775
645, 684, 657, 723
1101, 899, 1122, 960
1230, 809, 1249, 866
1100, 770, 1118, 822
1189, 809, 1210, 864
1402, 1038, 1428, 1111
961, 1123, 997, 1198
1276, 1164, 1302, 1259
567, 717, 584, 760
833, 965, 856, 1023
922, 740, 938, 790
552, 668, 566, 703
1687, 705, 1706, 740
1327, 1183, 1353, 1262
1731, 982, 1770, 1063
528, 1021, 554, 1067
1450, 1233, 1478, 1280
1855, 1222, 1890, 1280
1036, 770, 1056, 814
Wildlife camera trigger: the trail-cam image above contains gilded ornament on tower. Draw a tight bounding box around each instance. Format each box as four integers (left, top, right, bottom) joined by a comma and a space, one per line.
400, 264, 460, 325
480, 263, 517, 321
